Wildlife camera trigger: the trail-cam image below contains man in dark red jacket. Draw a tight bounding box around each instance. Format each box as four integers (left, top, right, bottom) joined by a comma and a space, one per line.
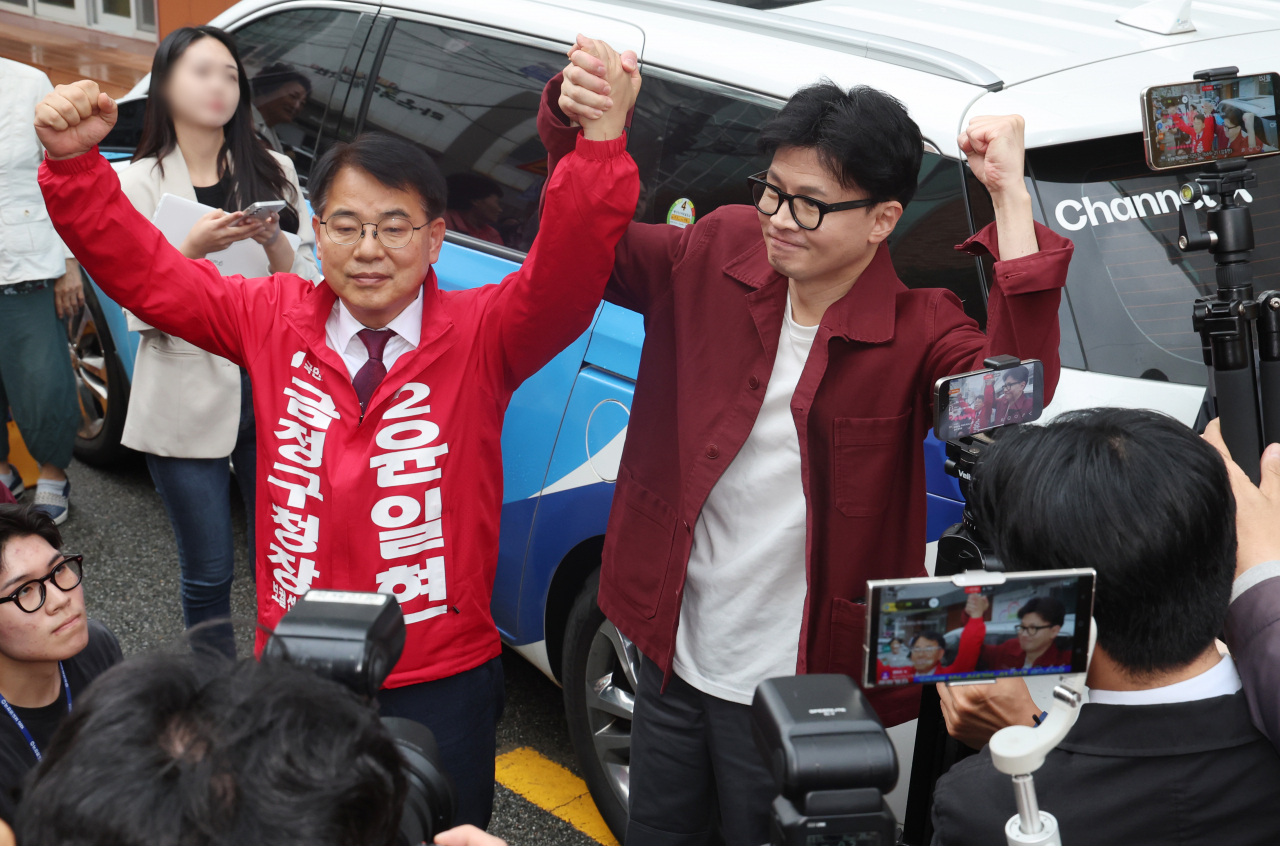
33, 40, 639, 828
550, 41, 1073, 846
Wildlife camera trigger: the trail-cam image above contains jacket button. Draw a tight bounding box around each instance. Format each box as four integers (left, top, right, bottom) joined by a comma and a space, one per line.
706, 443, 719, 458
748, 375, 760, 389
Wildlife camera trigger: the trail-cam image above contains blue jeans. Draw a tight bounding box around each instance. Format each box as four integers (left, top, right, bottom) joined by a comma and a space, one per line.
377, 655, 506, 829
145, 370, 255, 658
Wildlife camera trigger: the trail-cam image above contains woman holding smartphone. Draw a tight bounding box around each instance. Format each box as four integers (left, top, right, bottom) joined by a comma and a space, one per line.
117, 25, 321, 657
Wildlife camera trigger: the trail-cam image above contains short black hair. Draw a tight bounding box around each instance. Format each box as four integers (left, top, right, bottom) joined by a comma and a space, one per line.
310, 133, 447, 220
445, 172, 502, 211
1018, 596, 1065, 628
0, 504, 62, 574
758, 81, 924, 206
251, 62, 312, 98
16, 652, 406, 846
1004, 365, 1030, 386
910, 631, 944, 649
969, 408, 1235, 679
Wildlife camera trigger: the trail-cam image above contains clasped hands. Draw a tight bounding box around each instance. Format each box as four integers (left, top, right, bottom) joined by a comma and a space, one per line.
557, 34, 641, 142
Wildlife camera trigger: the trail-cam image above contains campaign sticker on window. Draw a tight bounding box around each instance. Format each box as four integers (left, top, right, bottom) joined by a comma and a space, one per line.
666, 198, 695, 228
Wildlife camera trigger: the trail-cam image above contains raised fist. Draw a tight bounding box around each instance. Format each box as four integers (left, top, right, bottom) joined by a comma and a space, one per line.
958, 114, 1027, 201
963, 593, 990, 620
34, 80, 118, 161
558, 34, 641, 142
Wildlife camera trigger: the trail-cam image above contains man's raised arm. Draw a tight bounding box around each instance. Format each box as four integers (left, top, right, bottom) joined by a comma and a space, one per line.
920, 114, 1074, 409
485, 38, 641, 389
36, 80, 260, 366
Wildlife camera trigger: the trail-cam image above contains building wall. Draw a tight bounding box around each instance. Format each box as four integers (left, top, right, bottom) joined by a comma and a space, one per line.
158, 0, 234, 38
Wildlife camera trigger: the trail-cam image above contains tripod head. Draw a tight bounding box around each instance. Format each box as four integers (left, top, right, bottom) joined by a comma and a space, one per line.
1177, 159, 1257, 260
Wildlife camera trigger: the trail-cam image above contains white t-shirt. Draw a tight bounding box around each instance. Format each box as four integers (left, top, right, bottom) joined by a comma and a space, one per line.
672, 295, 817, 704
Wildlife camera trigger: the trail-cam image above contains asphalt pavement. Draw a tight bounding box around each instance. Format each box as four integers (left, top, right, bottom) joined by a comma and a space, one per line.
43, 453, 606, 846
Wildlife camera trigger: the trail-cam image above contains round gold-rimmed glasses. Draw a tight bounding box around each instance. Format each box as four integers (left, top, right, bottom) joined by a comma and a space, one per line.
319, 214, 427, 249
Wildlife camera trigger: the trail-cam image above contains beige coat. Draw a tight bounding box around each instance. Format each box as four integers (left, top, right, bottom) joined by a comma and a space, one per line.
117, 147, 321, 457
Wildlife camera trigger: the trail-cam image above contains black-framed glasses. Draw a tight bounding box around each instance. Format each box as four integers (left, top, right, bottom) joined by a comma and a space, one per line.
319, 215, 427, 249
0, 555, 84, 613
1015, 623, 1055, 636
748, 172, 877, 231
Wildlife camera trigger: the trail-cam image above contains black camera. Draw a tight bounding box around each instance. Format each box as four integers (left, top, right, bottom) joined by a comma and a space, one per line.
262, 590, 455, 845
752, 674, 899, 846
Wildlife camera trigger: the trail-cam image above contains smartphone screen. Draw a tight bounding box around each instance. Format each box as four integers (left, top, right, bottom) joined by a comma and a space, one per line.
863, 569, 1094, 688
1142, 72, 1278, 171
933, 360, 1043, 440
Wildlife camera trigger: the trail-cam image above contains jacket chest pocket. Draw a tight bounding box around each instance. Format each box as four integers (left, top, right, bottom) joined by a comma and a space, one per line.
1, 207, 52, 256
831, 413, 910, 518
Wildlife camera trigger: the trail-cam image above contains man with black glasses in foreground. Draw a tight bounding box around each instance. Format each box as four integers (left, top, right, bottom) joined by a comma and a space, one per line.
0, 504, 121, 824
546, 42, 1074, 845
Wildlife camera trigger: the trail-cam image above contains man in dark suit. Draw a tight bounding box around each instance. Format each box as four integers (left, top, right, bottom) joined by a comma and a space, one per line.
930, 408, 1280, 846
1205, 421, 1280, 753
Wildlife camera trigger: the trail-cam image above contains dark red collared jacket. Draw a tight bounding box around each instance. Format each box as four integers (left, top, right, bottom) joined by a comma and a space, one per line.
539, 79, 1073, 726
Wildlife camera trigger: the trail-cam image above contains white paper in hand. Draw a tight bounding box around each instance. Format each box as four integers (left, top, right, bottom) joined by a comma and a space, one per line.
152, 193, 302, 278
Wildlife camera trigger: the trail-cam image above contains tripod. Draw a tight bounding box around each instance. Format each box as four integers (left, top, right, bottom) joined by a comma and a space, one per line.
1181, 158, 1280, 483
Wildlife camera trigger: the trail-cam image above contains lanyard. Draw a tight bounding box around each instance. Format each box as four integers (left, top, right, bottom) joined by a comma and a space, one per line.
0, 662, 71, 762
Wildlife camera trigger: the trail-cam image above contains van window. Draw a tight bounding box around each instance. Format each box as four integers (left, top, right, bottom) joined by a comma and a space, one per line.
626, 73, 778, 227
359, 21, 561, 252
233, 8, 368, 182
1030, 135, 1280, 387
889, 154, 988, 329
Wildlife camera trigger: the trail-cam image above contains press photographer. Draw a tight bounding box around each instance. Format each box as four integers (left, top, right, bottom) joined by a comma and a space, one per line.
13, 591, 508, 846
0, 504, 121, 824
931, 408, 1280, 845
1209, 423, 1280, 754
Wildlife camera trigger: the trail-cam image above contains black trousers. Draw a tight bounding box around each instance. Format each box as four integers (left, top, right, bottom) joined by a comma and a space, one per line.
626, 658, 776, 846
377, 655, 505, 829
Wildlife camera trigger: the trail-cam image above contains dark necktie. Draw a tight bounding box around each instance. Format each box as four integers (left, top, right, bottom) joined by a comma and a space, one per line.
353, 328, 393, 412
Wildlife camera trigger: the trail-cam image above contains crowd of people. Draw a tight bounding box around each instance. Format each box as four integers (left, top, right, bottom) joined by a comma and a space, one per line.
1, 20, 1279, 846
1153, 97, 1264, 164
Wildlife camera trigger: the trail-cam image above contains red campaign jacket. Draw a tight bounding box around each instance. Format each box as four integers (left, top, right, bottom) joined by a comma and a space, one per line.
876, 615, 985, 685
538, 77, 1074, 727
40, 136, 638, 687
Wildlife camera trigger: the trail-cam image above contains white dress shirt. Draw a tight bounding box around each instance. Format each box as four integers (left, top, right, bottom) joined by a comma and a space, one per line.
1088, 654, 1243, 706
325, 288, 423, 379
0, 59, 72, 285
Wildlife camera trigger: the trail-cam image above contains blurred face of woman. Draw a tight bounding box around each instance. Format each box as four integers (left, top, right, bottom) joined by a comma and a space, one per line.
166, 36, 240, 129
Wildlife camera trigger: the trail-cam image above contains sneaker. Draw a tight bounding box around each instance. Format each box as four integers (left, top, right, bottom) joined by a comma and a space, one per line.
32, 479, 70, 526
1, 471, 22, 500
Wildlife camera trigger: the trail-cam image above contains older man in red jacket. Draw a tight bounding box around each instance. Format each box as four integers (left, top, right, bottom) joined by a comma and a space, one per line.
550, 42, 1073, 846
33, 41, 639, 829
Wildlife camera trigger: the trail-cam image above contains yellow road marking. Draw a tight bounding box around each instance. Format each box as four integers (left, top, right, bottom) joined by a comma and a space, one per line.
5, 422, 40, 486
495, 747, 620, 846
